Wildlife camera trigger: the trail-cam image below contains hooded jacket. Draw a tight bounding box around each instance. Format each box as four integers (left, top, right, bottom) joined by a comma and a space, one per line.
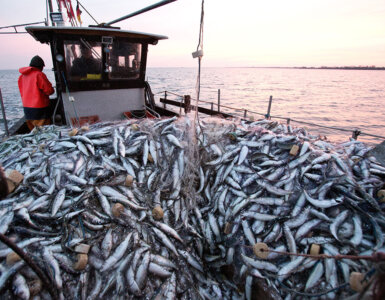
18, 67, 54, 109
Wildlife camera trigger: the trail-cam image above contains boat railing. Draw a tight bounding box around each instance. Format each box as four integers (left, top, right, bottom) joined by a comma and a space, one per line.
0, 89, 9, 136
156, 90, 385, 142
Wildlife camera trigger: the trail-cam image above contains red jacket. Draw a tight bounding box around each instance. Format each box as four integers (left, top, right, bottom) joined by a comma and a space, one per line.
18, 67, 54, 108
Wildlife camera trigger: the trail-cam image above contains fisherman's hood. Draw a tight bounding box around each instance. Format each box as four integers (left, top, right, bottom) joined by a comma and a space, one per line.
19, 66, 40, 75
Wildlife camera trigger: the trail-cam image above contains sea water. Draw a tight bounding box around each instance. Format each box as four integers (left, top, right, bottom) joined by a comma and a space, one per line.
1, 67, 384, 144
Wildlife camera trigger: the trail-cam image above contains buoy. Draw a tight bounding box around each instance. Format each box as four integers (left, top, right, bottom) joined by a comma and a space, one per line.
74, 243, 90, 254
228, 133, 237, 141
290, 145, 300, 156
309, 244, 320, 256
377, 190, 385, 203
125, 175, 134, 187
6, 252, 21, 265
249, 115, 255, 122
111, 203, 125, 218
349, 272, 368, 292
28, 278, 42, 296
253, 242, 269, 259
81, 125, 90, 132
4, 169, 24, 194
224, 222, 232, 235
152, 205, 164, 220
131, 124, 140, 131
73, 254, 88, 271
68, 128, 79, 136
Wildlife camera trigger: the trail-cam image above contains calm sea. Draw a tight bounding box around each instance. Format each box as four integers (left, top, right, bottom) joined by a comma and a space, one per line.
1, 67, 384, 145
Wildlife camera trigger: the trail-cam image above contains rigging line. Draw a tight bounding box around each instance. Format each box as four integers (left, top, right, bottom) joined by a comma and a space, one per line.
196, 0, 204, 51
277, 280, 350, 298
77, 0, 99, 25
0, 21, 46, 30
194, 0, 205, 121
46, 0, 49, 26
0, 32, 29, 35
61, 71, 80, 128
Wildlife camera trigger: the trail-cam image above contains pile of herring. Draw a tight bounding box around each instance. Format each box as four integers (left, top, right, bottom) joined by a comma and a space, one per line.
0, 116, 384, 299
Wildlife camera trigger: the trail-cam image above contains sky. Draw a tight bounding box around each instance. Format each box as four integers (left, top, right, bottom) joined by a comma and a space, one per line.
0, 0, 384, 69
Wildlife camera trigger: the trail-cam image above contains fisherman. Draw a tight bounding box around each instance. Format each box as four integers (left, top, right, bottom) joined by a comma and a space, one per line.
70, 44, 101, 79
18, 55, 55, 131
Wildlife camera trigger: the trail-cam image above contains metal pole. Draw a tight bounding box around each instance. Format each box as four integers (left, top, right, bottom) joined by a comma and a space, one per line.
184, 95, 191, 113
47, 0, 54, 26
244, 109, 247, 118
0, 89, 9, 136
352, 130, 361, 140
105, 0, 177, 26
211, 102, 213, 114
163, 91, 167, 109
266, 95, 273, 119
217, 89, 220, 112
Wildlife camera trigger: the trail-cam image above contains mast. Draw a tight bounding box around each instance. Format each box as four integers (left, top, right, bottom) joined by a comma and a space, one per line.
104, 0, 177, 26
47, 0, 54, 25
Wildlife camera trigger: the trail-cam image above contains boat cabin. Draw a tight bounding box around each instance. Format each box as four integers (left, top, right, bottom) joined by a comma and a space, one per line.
26, 26, 168, 126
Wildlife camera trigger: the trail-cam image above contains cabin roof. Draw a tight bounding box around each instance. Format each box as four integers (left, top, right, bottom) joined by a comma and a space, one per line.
26, 26, 168, 45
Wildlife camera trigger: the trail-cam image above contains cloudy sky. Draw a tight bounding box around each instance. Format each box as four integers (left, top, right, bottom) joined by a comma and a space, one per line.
0, 0, 384, 69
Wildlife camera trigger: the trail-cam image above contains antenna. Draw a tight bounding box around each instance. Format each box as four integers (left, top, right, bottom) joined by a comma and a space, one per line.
104, 0, 177, 26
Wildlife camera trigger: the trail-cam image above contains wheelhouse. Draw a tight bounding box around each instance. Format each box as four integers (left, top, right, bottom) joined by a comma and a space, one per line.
26, 26, 167, 126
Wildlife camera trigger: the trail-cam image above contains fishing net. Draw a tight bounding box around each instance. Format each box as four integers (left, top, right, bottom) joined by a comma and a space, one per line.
0, 116, 384, 299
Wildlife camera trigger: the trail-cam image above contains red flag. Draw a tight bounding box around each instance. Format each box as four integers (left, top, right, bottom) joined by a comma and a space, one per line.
67, 0, 75, 19
76, 1, 82, 24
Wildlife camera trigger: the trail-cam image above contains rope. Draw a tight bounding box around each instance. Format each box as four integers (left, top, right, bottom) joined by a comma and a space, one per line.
246, 244, 385, 262
245, 244, 381, 297
0, 233, 59, 299
278, 280, 349, 297
77, 0, 99, 25
61, 71, 80, 127
265, 248, 385, 262
194, 0, 205, 122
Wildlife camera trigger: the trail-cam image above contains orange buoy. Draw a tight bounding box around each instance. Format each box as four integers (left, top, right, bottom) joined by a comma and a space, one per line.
125, 175, 134, 187
349, 272, 368, 292
73, 254, 88, 271
253, 242, 269, 259
111, 203, 125, 218
152, 206, 164, 220
310, 244, 321, 256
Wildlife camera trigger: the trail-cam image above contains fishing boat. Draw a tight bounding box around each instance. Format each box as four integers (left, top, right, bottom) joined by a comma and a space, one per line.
6, 1, 184, 136
0, 2, 384, 300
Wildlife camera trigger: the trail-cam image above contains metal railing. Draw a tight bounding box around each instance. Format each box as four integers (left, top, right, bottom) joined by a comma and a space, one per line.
157, 90, 385, 141
0, 89, 9, 136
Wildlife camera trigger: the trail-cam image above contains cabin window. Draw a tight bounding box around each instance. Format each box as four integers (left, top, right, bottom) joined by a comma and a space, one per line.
64, 40, 102, 80
108, 42, 142, 79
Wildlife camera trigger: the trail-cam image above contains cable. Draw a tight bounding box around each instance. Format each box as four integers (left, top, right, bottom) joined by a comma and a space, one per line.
246, 244, 385, 262
77, 0, 99, 25
277, 280, 349, 298
61, 71, 80, 127
194, 0, 205, 122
